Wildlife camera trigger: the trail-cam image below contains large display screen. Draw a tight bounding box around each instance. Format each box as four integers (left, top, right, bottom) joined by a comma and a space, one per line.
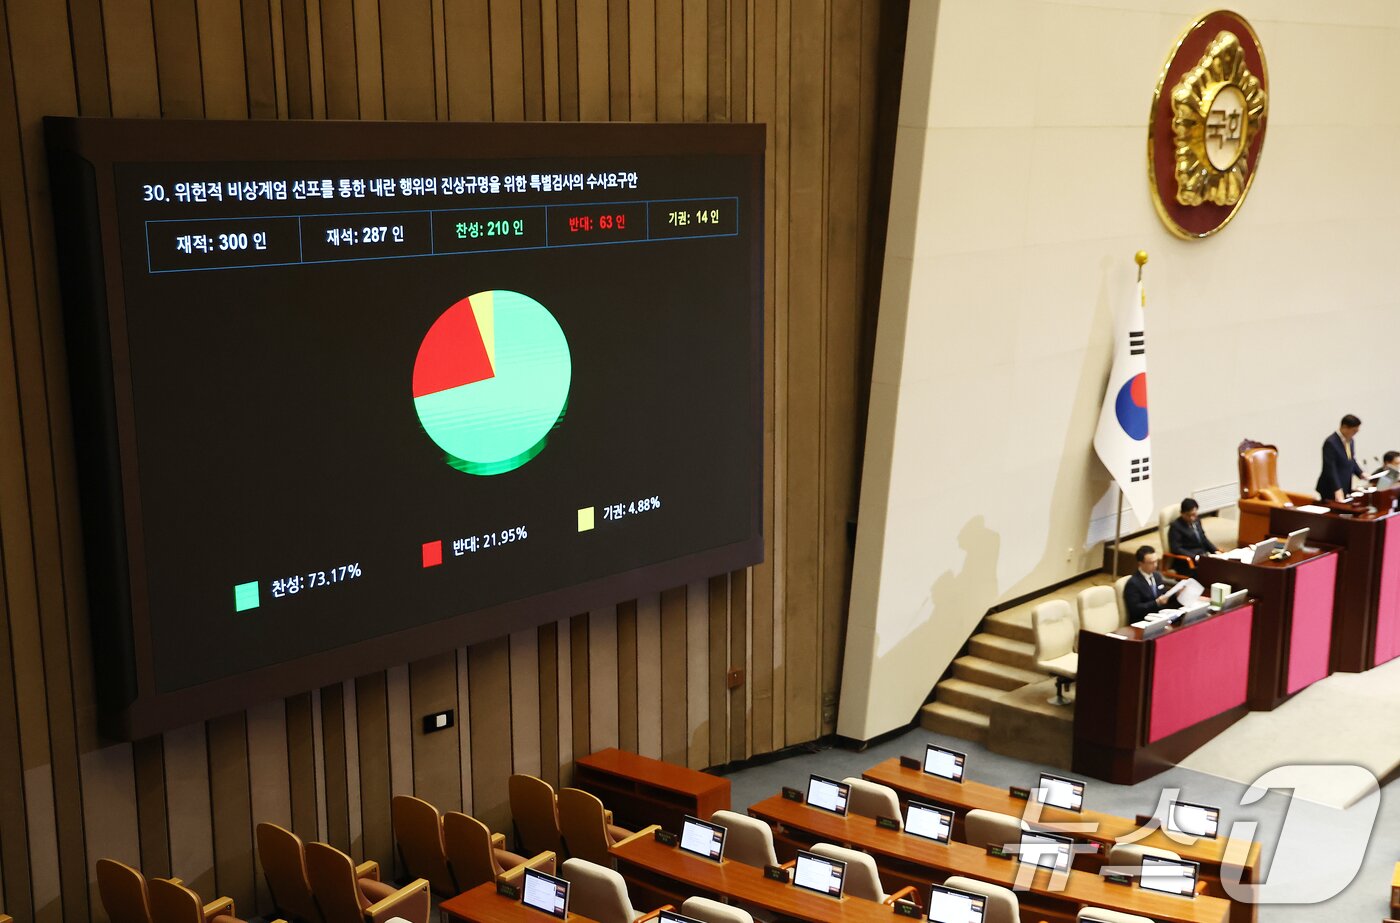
46, 118, 763, 738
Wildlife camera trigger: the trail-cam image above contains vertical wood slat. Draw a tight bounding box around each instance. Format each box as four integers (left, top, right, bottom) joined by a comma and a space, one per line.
627, 0, 655, 121
468, 637, 512, 837
247, 698, 292, 909
728, 569, 749, 760
151, 0, 205, 116
576, 0, 609, 119
206, 713, 254, 912
681, 0, 706, 120
686, 581, 710, 769
654, 0, 682, 121
606, 0, 629, 118
536, 622, 561, 791
69, 0, 112, 116
101, 0, 162, 118
280, 0, 314, 117
318, 0, 359, 117
379, 0, 436, 120
196, 0, 249, 117
635, 593, 662, 759
616, 601, 639, 753
569, 614, 590, 772
353, 673, 393, 871
521, 0, 546, 120
587, 609, 619, 751
509, 630, 542, 778
659, 588, 688, 765
708, 575, 729, 765
557, 0, 580, 120
455, 649, 474, 817
133, 737, 170, 876
352, 0, 385, 119
319, 684, 350, 848
164, 722, 214, 895
487, 0, 525, 119
242, 0, 279, 118
79, 743, 140, 923
285, 693, 318, 840
408, 652, 461, 812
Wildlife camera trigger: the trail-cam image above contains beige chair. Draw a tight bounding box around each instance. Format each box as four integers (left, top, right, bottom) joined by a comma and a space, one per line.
1032, 599, 1078, 705
839, 777, 902, 825
558, 787, 633, 866
1077, 584, 1121, 635
942, 876, 1019, 923
442, 810, 546, 892
680, 897, 753, 923
963, 810, 1025, 852
708, 810, 778, 868
559, 858, 670, 923
1076, 908, 1155, 923
509, 773, 563, 856
390, 795, 457, 896
1114, 575, 1132, 624
148, 878, 283, 923
808, 844, 917, 905
257, 822, 384, 923
304, 841, 430, 923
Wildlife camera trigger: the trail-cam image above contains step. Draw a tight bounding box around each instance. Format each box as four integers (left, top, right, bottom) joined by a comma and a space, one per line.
919, 701, 990, 745
952, 655, 1047, 691
983, 609, 1034, 643
967, 632, 1040, 672
933, 678, 1005, 717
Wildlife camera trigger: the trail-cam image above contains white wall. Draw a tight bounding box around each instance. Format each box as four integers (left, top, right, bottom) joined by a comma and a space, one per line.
838, 0, 1400, 740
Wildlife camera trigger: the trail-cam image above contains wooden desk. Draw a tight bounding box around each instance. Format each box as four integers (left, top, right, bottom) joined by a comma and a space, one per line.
744, 795, 1229, 923
862, 757, 1259, 923
439, 882, 601, 923
1392, 859, 1400, 916
1195, 546, 1340, 710
574, 749, 731, 833
610, 832, 899, 923
1074, 604, 1255, 784
1271, 504, 1400, 672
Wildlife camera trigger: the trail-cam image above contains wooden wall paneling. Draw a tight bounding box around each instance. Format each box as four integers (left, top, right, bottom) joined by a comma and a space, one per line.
535, 621, 560, 790
509, 629, 542, 778
626, 0, 655, 121
454, 649, 473, 816
269, 0, 289, 118
164, 721, 215, 896
280, 0, 314, 117
634, 593, 661, 758
728, 0, 746, 122
768, 0, 790, 750
727, 569, 747, 760
467, 637, 512, 835
487, 0, 525, 120
318, 0, 358, 118
521, 0, 546, 120
379, 0, 437, 120
408, 652, 462, 812
100, 0, 162, 117
431, 0, 449, 120
196, 0, 250, 118
241, 0, 279, 118
576, 0, 609, 120
69, 0, 112, 116
555, 618, 573, 779
22, 765, 60, 923
568, 613, 590, 766
685, 581, 708, 769
615, 600, 638, 753
707, 575, 728, 765
706, 0, 726, 120
541, 0, 561, 120
586, 608, 618, 751
654, 0, 681, 121
79, 745, 140, 911
342, 681, 363, 859
284, 693, 318, 840
658, 587, 687, 764
133, 737, 171, 876
556, 0, 579, 119
681, 0, 705, 121
352, 0, 385, 119
206, 713, 254, 911
319, 684, 350, 848
303, 0, 326, 118
353, 672, 393, 871
443, 0, 492, 122
385, 665, 413, 799
246, 698, 293, 909
0, 572, 33, 918
606, 0, 628, 118
151, 0, 206, 116
309, 689, 327, 840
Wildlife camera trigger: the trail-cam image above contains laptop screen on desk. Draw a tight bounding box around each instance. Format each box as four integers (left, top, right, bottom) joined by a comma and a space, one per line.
1036, 772, 1085, 812
1139, 855, 1200, 897
659, 913, 704, 923
903, 800, 953, 843
792, 850, 845, 898
1019, 831, 1073, 871
923, 744, 966, 782
805, 774, 850, 815
1166, 801, 1220, 839
522, 868, 570, 919
678, 815, 726, 861
927, 884, 985, 922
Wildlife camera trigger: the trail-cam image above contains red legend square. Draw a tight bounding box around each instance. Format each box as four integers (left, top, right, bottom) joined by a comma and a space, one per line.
422, 540, 443, 567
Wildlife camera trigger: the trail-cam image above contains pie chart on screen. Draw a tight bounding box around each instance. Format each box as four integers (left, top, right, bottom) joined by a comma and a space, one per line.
412, 290, 571, 475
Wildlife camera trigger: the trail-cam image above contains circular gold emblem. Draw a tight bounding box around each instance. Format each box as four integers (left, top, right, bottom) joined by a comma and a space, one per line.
1148, 11, 1269, 239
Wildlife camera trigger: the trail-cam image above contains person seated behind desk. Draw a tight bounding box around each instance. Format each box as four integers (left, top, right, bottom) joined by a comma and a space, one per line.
1371, 451, 1400, 489
1123, 545, 1175, 622
1168, 497, 1218, 567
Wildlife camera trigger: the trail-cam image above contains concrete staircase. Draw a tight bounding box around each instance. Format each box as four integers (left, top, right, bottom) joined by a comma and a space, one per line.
919, 607, 1048, 744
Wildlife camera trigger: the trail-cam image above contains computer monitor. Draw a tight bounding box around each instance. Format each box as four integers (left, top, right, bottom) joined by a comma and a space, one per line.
923, 743, 967, 782
521, 868, 570, 920
791, 849, 846, 898
1166, 801, 1220, 840
658, 913, 705, 923
678, 815, 727, 861
1035, 772, 1085, 812
903, 800, 954, 843
1018, 830, 1073, 871
805, 774, 850, 816
1283, 528, 1309, 554
926, 883, 987, 923
1220, 588, 1248, 611
1248, 540, 1279, 565
1139, 855, 1200, 898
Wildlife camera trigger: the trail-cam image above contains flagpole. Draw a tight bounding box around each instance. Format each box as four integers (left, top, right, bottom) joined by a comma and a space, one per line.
1111, 249, 1149, 578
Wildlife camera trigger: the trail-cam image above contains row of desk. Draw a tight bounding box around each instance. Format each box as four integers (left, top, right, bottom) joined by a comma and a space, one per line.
1074, 492, 1400, 785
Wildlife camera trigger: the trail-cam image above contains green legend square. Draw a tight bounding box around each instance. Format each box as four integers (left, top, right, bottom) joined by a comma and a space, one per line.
577, 506, 595, 532
234, 581, 260, 612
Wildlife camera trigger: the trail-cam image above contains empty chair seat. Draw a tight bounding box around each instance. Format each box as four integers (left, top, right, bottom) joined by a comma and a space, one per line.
558, 787, 633, 866
707, 810, 778, 868
962, 809, 1026, 852
679, 897, 753, 923
96, 859, 157, 923
391, 795, 458, 896
807, 844, 917, 905
509, 773, 563, 856
559, 858, 668, 923
149, 877, 281, 923
941, 876, 1019, 923
1077, 584, 1121, 634
839, 777, 902, 825
442, 810, 540, 892
1032, 599, 1079, 705
305, 841, 430, 923
257, 822, 385, 923
1077, 907, 1156, 923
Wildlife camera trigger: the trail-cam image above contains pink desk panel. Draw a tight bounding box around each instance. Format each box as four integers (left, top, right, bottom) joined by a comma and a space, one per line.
1376, 516, 1400, 667
1148, 604, 1253, 743
1287, 553, 1337, 693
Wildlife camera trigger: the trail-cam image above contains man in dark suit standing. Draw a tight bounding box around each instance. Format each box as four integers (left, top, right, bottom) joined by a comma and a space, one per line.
1168, 498, 1218, 564
1317, 414, 1363, 501
1123, 545, 1172, 622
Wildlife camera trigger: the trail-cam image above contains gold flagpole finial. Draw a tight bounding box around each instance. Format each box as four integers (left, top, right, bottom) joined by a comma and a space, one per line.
1134, 250, 1149, 266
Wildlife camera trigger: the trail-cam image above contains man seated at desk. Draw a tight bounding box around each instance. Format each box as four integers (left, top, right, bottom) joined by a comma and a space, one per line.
1168, 497, 1218, 564
1124, 545, 1174, 622
1371, 451, 1400, 489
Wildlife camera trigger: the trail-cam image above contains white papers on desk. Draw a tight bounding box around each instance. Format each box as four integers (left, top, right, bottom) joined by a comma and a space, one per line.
1298, 504, 1331, 514
1175, 578, 1205, 606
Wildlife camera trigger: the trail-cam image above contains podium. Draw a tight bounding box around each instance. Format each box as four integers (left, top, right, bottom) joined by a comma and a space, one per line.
1195, 547, 1340, 710
1271, 495, 1400, 672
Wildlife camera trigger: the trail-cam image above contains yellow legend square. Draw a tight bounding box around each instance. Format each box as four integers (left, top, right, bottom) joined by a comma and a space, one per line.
577, 506, 595, 532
